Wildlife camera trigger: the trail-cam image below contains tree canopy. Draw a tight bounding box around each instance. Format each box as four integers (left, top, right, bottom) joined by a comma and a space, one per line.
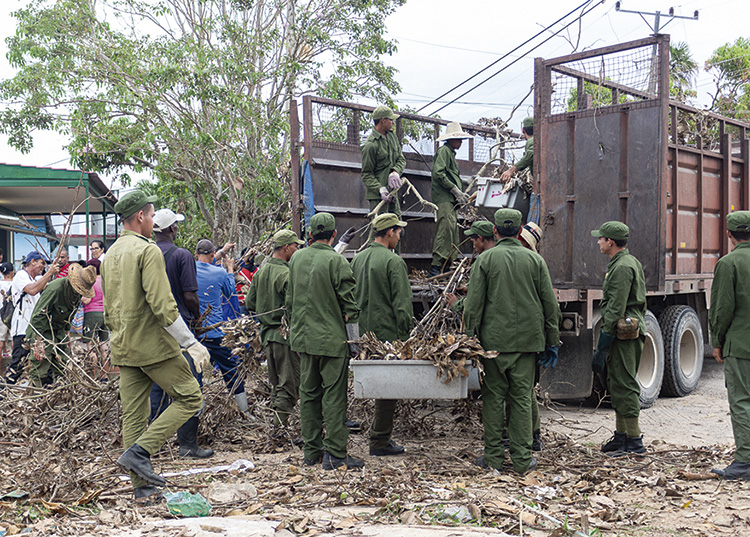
0, 0, 405, 243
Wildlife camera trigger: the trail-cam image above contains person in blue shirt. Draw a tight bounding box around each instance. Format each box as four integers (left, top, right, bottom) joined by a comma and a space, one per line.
194, 239, 251, 417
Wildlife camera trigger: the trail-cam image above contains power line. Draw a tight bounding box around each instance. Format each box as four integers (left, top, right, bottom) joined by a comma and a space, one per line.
416, 0, 596, 113
430, 0, 605, 116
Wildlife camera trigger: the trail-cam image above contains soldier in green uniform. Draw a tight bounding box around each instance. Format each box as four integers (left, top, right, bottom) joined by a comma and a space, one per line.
351, 213, 412, 457
287, 212, 363, 470
361, 105, 406, 220
446, 220, 496, 314
500, 117, 534, 183
591, 221, 647, 455
26, 264, 97, 387
464, 209, 560, 474
245, 229, 304, 428
102, 191, 209, 500
429, 122, 473, 276
710, 211, 750, 480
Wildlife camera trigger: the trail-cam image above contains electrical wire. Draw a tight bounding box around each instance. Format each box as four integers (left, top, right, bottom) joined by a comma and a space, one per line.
415, 0, 595, 113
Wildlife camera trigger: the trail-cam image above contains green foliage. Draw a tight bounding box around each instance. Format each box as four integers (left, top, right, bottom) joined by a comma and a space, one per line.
706, 37, 750, 121
669, 42, 698, 102
566, 80, 634, 111
0, 0, 406, 243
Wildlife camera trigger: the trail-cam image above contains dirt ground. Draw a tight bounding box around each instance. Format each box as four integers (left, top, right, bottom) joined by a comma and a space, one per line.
1, 357, 749, 537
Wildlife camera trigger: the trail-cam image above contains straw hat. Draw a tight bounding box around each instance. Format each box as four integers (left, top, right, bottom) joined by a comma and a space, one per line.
520, 222, 543, 253
438, 121, 473, 142
68, 263, 97, 298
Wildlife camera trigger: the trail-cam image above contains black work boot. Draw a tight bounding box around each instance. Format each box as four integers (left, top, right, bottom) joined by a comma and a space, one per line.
133, 485, 163, 504
711, 460, 750, 480
322, 451, 365, 470
623, 435, 646, 454
344, 418, 361, 433
177, 417, 214, 459
370, 440, 405, 457
601, 431, 627, 453
532, 431, 543, 452
117, 444, 166, 487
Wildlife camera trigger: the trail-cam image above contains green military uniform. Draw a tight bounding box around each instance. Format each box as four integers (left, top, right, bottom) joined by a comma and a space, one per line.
515, 136, 533, 174
710, 218, 750, 465
287, 225, 360, 461
431, 143, 463, 269
600, 248, 646, 434
351, 240, 413, 450
102, 228, 202, 489
246, 256, 299, 426
361, 129, 406, 218
25, 277, 80, 387
464, 211, 560, 473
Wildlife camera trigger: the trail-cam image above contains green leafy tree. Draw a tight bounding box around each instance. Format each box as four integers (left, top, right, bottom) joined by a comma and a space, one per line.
670, 41, 698, 102
705, 37, 750, 121
0, 0, 405, 243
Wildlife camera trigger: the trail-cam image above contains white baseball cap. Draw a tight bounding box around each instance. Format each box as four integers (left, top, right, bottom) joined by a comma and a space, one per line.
153, 208, 185, 232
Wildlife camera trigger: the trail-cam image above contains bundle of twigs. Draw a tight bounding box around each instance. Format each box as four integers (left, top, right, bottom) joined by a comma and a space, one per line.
220, 315, 263, 370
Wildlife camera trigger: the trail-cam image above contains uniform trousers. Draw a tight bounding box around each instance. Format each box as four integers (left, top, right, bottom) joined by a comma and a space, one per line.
432, 202, 458, 269
266, 341, 300, 426
481, 352, 535, 473
29, 341, 67, 387
369, 399, 398, 449
299, 352, 349, 460
120, 354, 202, 488
724, 356, 750, 463
606, 336, 644, 420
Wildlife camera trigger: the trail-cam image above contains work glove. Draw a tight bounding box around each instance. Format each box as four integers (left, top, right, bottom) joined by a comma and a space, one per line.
451, 186, 469, 204
539, 345, 559, 369
592, 331, 616, 374
387, 171, 402, 190
339, 226, 356, 245
164, 316, 211, 373
345, 322, 361, 359
379, 187, 395, 203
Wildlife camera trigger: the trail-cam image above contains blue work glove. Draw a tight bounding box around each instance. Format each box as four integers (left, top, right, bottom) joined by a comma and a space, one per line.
539, 345, 559, 369
592, 331, 616, 373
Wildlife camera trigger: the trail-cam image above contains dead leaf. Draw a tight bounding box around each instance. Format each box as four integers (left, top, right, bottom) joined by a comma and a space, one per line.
400, 511, 422, 525
335, 517, 356, 529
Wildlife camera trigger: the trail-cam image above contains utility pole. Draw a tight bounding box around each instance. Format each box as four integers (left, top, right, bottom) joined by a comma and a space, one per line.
615, 2, 698, 94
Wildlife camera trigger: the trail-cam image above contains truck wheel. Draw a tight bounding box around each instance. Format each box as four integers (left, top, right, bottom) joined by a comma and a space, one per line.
659, 305, 704, 397
638, 310, 665, 409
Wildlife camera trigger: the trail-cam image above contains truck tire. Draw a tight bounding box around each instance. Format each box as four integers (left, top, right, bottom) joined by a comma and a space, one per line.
638, 310, 665, 409
659, 305, 704, 397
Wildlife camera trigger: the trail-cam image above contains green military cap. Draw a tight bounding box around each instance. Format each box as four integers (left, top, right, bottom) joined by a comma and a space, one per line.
309, 212, 336, 236
373, 212, 407, 232
523, 117, 533, 128
114, 190, 157, 220
494, 208, 522, 229
464, 220, 495, 238
727, 211, 750, 232
591, 221, 629, 240
273, 229, 304, 247
373, 105, 399, 121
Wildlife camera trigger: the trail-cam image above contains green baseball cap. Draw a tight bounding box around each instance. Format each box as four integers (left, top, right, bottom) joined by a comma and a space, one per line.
591, 221, 629, 240
114, 190, 157, 220
494, 208, 522, 229
373, 105, 399, 121
309, 212, 336, 236
464, 220, 495, 238
727, 211, 750, 232
373, 213, 407, 232
523, 117, 533, 129
272, 229, 304, 247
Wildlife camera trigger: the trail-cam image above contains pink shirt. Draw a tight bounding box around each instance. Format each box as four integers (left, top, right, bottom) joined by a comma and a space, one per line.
83, 276, 104, 313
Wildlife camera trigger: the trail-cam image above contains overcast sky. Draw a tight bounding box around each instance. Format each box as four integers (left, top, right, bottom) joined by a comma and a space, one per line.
0, 0, 748, 185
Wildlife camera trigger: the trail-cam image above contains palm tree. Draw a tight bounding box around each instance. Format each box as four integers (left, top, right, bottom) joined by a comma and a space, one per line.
670, 42, 698, 102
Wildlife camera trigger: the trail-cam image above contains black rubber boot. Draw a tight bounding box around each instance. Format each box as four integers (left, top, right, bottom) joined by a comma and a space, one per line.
601, 431, 627, 452
177, 417, 214, 459
117, 444, 166, 487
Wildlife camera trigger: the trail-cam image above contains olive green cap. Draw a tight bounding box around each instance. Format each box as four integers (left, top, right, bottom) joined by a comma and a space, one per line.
727, 211, 750, 232
373, 105, 399, 121
591, 221, 629, 240
494, 208, 522, 229
309, 212, 336, 236
464, 220, 495, 238
372, 213, 407, 232
523, 117, 534, 129
272, 229, 304, 247
114, 191, 157, 220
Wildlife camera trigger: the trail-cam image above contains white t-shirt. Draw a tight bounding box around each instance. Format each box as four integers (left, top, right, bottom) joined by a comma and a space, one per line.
10, 269, 43, 337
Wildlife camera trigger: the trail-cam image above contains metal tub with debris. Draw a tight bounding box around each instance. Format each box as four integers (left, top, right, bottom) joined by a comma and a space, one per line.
350, 360, 473, 399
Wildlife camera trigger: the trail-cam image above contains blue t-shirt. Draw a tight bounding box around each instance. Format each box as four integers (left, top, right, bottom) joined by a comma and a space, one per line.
195, 260, 235, 339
